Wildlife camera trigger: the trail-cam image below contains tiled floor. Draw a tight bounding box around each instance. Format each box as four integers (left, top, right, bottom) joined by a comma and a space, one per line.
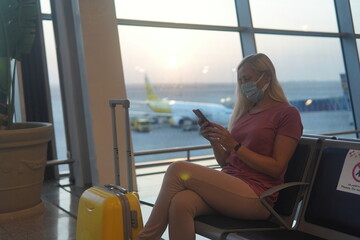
0, 171, 211, 240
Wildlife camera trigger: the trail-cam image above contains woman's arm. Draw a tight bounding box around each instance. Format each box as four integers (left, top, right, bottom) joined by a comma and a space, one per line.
207, 123, 298, 178
210, 141, 229, 167
236, 135, 298, 178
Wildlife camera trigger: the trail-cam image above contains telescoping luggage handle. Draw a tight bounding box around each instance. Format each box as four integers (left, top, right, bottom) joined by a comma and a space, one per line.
109, 99, 134, 191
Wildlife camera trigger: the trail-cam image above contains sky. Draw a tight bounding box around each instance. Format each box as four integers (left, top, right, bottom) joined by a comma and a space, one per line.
115, 0, 350, 84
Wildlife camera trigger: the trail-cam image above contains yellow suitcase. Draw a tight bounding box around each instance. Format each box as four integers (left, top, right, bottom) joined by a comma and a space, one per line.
76, 184, 143, 240
77, 100, 143, 239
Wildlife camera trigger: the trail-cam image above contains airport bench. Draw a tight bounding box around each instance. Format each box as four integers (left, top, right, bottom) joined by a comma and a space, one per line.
194, 136, 321, 240
226, 138, 360, 240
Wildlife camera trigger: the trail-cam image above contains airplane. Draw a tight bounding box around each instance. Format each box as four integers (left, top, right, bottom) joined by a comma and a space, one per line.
144, 75, 232, 131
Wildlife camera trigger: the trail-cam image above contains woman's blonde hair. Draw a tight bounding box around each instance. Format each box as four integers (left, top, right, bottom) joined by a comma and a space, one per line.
228, 53, 288, 130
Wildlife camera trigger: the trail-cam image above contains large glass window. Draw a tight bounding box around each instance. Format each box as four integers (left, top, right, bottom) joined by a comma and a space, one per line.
42, 21, 68, 162
250, 0, 338, 32
114, 0, 238, 26
255, 34, 353, 135
41, 1, 69, 173
350, 0, 360, 34
118, 26, 241, 162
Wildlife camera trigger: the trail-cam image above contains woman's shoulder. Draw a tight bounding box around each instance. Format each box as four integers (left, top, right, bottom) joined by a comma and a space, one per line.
275, 103, 303, 138
275, 102, 300, 113
271, 102, 301, 120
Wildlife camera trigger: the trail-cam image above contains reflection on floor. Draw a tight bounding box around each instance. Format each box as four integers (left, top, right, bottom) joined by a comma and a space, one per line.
0, 174, 209, 240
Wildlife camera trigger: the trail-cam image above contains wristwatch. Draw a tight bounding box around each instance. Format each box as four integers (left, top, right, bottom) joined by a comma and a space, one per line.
231, 143, 241, 154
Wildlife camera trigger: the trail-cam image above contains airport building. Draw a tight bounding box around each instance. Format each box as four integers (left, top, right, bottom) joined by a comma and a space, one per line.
0, 1, 359, 239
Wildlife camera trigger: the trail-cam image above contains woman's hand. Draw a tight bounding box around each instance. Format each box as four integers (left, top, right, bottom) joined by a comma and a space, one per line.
199, 121, 232, 166
200, 122, 238, 152
199, 121, 214, 141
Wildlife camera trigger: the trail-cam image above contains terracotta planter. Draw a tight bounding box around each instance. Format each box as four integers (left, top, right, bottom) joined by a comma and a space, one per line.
0, 122, 53, 219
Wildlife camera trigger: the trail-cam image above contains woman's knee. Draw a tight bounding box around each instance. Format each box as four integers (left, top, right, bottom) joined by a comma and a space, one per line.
166, 161, 193, 179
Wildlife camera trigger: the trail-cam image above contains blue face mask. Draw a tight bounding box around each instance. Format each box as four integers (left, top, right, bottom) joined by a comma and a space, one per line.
241, 73, 269, 103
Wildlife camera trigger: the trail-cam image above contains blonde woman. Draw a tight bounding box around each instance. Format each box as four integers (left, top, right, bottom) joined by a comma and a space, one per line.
137, 53, 303, 240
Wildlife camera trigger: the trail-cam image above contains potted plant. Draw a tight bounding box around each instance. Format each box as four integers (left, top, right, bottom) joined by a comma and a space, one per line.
0, 0, 53, 221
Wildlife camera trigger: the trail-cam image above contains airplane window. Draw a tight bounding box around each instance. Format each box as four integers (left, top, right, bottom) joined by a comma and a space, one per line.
114, 0, 237, 27
250, 0, 338, 32
255, 34, 355, 136
351, 0, 360, 34
118, 25, 242, 161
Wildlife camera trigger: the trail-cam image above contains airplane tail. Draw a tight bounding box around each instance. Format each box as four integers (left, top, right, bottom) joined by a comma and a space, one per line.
145, 75, 161, 101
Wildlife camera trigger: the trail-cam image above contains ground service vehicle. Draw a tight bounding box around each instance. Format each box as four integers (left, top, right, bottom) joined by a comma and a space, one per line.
132, 118, 152, 132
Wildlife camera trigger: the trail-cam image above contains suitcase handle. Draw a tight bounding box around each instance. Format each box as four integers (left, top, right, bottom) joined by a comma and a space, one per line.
109, 99, 134, 190
109, 99, 130, 108
104, 184, 128, 194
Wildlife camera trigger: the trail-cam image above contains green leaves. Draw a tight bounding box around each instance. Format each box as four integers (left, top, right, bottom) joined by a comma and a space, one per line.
0, 0, 39, 128
0, 0, 38, 60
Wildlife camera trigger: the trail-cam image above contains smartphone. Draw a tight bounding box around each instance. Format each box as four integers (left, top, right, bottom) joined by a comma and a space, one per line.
192, 109, 209, 123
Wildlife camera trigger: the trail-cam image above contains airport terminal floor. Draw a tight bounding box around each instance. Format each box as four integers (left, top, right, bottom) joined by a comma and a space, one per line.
0, 174, 210, 240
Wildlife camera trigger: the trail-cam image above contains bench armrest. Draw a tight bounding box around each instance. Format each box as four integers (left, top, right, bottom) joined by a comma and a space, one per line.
259, 182, 309, 230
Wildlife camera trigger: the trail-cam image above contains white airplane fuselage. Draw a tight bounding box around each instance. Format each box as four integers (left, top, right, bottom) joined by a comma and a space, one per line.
144, 74, 232, 130
147, 98, 232, 128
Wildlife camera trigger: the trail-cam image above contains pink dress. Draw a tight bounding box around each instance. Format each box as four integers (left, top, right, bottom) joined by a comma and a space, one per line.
222, 102, 303, 206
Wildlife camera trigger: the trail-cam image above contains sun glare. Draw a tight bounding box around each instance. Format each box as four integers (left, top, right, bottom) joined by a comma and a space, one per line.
167, 56, 178, 68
